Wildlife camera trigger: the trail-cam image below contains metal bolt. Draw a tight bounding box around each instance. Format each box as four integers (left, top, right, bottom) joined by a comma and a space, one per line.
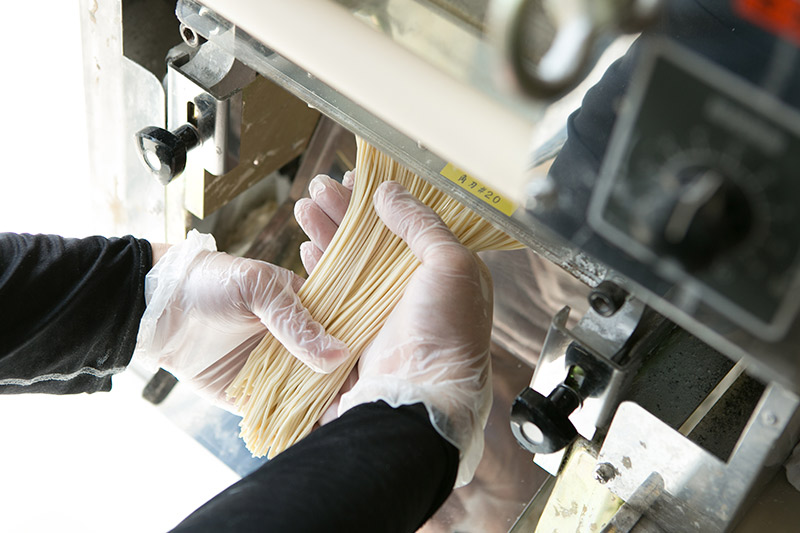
594, 462, 618, 484
589, 281, 629, 317
180, 24, 205, 48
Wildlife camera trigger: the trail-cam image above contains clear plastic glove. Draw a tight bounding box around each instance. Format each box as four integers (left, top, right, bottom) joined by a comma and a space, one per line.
134, 230, 349, 411
295, 175, 493, 487
295, 171, 355, 274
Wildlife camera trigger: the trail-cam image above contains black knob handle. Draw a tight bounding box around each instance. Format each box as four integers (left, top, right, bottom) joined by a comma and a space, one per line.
650, 166, 753, 271
135, 124, 202, 185
510, 384, 581, 454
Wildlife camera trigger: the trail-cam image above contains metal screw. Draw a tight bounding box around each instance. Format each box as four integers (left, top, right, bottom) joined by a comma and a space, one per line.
762, 412, 778, 426
180, 24, 206, 48
594, 462, 618, 484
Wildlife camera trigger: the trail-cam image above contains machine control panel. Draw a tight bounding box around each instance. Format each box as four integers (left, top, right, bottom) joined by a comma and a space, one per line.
590, 42, 800, 341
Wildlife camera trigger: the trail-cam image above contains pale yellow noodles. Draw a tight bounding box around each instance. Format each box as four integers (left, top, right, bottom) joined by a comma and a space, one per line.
227, 138, 522, 457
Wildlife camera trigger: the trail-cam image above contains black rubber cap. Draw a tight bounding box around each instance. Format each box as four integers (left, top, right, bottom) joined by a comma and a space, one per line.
510, 386, 579, 455
135, 124, 201, 185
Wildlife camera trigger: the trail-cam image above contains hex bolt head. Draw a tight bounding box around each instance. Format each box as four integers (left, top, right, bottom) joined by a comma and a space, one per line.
180, 23, 207, 48
589, 281, 629, 317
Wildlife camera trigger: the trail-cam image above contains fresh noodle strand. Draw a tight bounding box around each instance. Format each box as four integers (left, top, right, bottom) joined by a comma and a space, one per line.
227, 139, 522, 457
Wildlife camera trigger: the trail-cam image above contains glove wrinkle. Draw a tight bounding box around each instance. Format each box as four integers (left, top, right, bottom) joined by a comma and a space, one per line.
134, 230, 348, 411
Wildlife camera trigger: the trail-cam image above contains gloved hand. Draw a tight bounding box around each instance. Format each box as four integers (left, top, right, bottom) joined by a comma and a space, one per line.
134, 230, 349, 411
295, 174, 494, 487
295, 171, 355, 274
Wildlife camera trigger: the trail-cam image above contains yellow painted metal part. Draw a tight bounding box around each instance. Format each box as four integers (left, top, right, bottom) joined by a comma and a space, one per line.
534, 440, 624, 533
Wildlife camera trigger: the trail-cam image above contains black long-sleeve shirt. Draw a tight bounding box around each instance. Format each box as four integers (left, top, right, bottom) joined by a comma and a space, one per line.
0, 232, 458, 532
0, 233, 150, 393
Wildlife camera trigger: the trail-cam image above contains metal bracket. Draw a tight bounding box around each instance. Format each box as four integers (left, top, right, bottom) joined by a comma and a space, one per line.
134, 41, 255, 186
597, 384, 800, 532
167, 41, 256, 176
525, 296, 646, 474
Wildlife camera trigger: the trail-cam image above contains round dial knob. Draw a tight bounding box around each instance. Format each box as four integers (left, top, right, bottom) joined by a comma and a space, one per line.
646, 164, 753, 271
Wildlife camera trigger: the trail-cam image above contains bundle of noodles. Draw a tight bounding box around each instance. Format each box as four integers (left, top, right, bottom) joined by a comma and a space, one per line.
227, 138, 522, 457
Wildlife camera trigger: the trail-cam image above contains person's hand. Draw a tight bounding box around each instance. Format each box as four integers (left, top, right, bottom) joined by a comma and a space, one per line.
134, 230, 349, 411
295, 174, 494, 487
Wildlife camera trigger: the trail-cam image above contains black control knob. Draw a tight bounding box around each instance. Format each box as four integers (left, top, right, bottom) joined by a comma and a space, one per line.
135, 124, 202, 185
648, 165, 753, 271
511, 384, 581, 454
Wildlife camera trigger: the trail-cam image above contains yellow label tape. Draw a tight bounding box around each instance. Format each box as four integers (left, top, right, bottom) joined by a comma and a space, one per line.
439, 163, 517, 216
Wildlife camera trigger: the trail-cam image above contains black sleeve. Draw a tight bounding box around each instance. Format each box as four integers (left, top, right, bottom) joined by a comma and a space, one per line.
0, 233, 151, 394
172, 401, 459, 533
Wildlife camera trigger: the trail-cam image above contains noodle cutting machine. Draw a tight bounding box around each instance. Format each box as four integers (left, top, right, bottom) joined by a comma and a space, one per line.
81, 0, 800, 530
